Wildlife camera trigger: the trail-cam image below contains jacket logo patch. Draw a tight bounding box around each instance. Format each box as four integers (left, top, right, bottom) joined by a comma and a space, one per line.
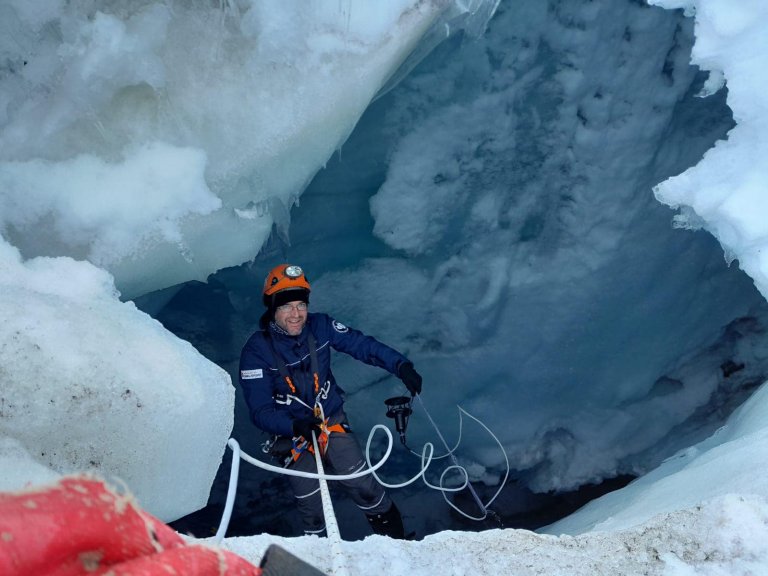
241, 369, 263, 380
332, 321, 348, 333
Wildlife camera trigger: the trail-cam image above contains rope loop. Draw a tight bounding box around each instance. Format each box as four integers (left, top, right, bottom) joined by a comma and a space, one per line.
213, 403, 509, 544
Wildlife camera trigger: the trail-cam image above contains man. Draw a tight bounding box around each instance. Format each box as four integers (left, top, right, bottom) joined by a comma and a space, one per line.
239, 264, 423, 538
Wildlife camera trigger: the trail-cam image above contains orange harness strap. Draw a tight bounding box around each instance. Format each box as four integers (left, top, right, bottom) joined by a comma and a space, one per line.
268, 330, 320, 397
291, 421, 347, 461
284, 372, 319, 396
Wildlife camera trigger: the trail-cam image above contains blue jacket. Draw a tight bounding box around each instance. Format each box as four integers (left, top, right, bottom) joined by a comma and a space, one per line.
239, 312, 410, 437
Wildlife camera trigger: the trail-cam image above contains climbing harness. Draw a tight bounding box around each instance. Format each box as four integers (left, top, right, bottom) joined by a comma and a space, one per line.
288, 417, 347, 462
263, 327, 340, 463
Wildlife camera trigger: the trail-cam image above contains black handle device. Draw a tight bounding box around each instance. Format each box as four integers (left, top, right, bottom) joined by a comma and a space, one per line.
384, 396, 413, 446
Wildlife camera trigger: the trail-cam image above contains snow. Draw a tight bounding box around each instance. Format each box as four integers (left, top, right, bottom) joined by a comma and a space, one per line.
0, 142, 218, 265
210, 493, 768, 575
649, 0, 768, 300
0, 239, 234, 520
2, 0, 768, 574
0, 0, 493, 298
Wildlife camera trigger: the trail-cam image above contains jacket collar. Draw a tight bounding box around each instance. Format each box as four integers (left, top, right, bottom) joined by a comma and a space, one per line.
269, 320, 307, 342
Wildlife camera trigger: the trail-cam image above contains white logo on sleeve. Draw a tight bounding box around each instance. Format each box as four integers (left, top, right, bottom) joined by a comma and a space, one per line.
332, 320, 349, 333
241, 369, 263, 380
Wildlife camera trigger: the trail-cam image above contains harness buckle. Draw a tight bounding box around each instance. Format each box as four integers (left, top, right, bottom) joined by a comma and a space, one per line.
290, 419, 348, 460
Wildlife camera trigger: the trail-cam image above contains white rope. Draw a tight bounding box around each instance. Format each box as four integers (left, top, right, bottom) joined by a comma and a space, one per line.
212, 428, 398, 546
312, 430, 349, 576
233, 426, 395, 480
430, 404, 510, 521
213, 439, 240, 543
213, 405, 509, 543
364, 403, 510, 521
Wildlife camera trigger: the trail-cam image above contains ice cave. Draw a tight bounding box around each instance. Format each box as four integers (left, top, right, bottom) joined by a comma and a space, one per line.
2, 0, 768, 551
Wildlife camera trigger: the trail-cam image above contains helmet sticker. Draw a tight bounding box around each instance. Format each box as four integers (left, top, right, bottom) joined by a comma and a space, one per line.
332, 320, 348, 333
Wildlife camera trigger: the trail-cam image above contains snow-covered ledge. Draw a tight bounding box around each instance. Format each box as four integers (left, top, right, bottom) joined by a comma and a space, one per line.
0, 240, 234, 521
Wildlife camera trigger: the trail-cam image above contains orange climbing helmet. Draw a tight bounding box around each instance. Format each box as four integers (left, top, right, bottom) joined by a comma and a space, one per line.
262, 264, 311, 308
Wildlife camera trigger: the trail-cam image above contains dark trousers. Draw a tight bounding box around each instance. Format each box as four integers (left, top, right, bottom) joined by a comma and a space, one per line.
287, 414, 392, 535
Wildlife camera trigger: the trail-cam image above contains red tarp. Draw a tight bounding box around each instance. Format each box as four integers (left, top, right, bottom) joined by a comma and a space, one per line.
0, 476, 262, 576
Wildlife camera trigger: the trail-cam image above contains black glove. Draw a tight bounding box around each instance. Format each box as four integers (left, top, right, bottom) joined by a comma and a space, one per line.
292, 416, 323, 440
399, 362, 422, 396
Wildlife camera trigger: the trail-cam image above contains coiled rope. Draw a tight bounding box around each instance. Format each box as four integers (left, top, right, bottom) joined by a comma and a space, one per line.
213, 398, 509, 551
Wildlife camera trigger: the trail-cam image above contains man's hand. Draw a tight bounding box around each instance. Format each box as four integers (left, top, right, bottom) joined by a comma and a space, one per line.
292, 416, 323, 440
398, 362, 423, 396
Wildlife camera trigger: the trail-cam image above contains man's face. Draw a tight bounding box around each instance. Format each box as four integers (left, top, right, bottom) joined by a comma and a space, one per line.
273, 300, 308, 336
